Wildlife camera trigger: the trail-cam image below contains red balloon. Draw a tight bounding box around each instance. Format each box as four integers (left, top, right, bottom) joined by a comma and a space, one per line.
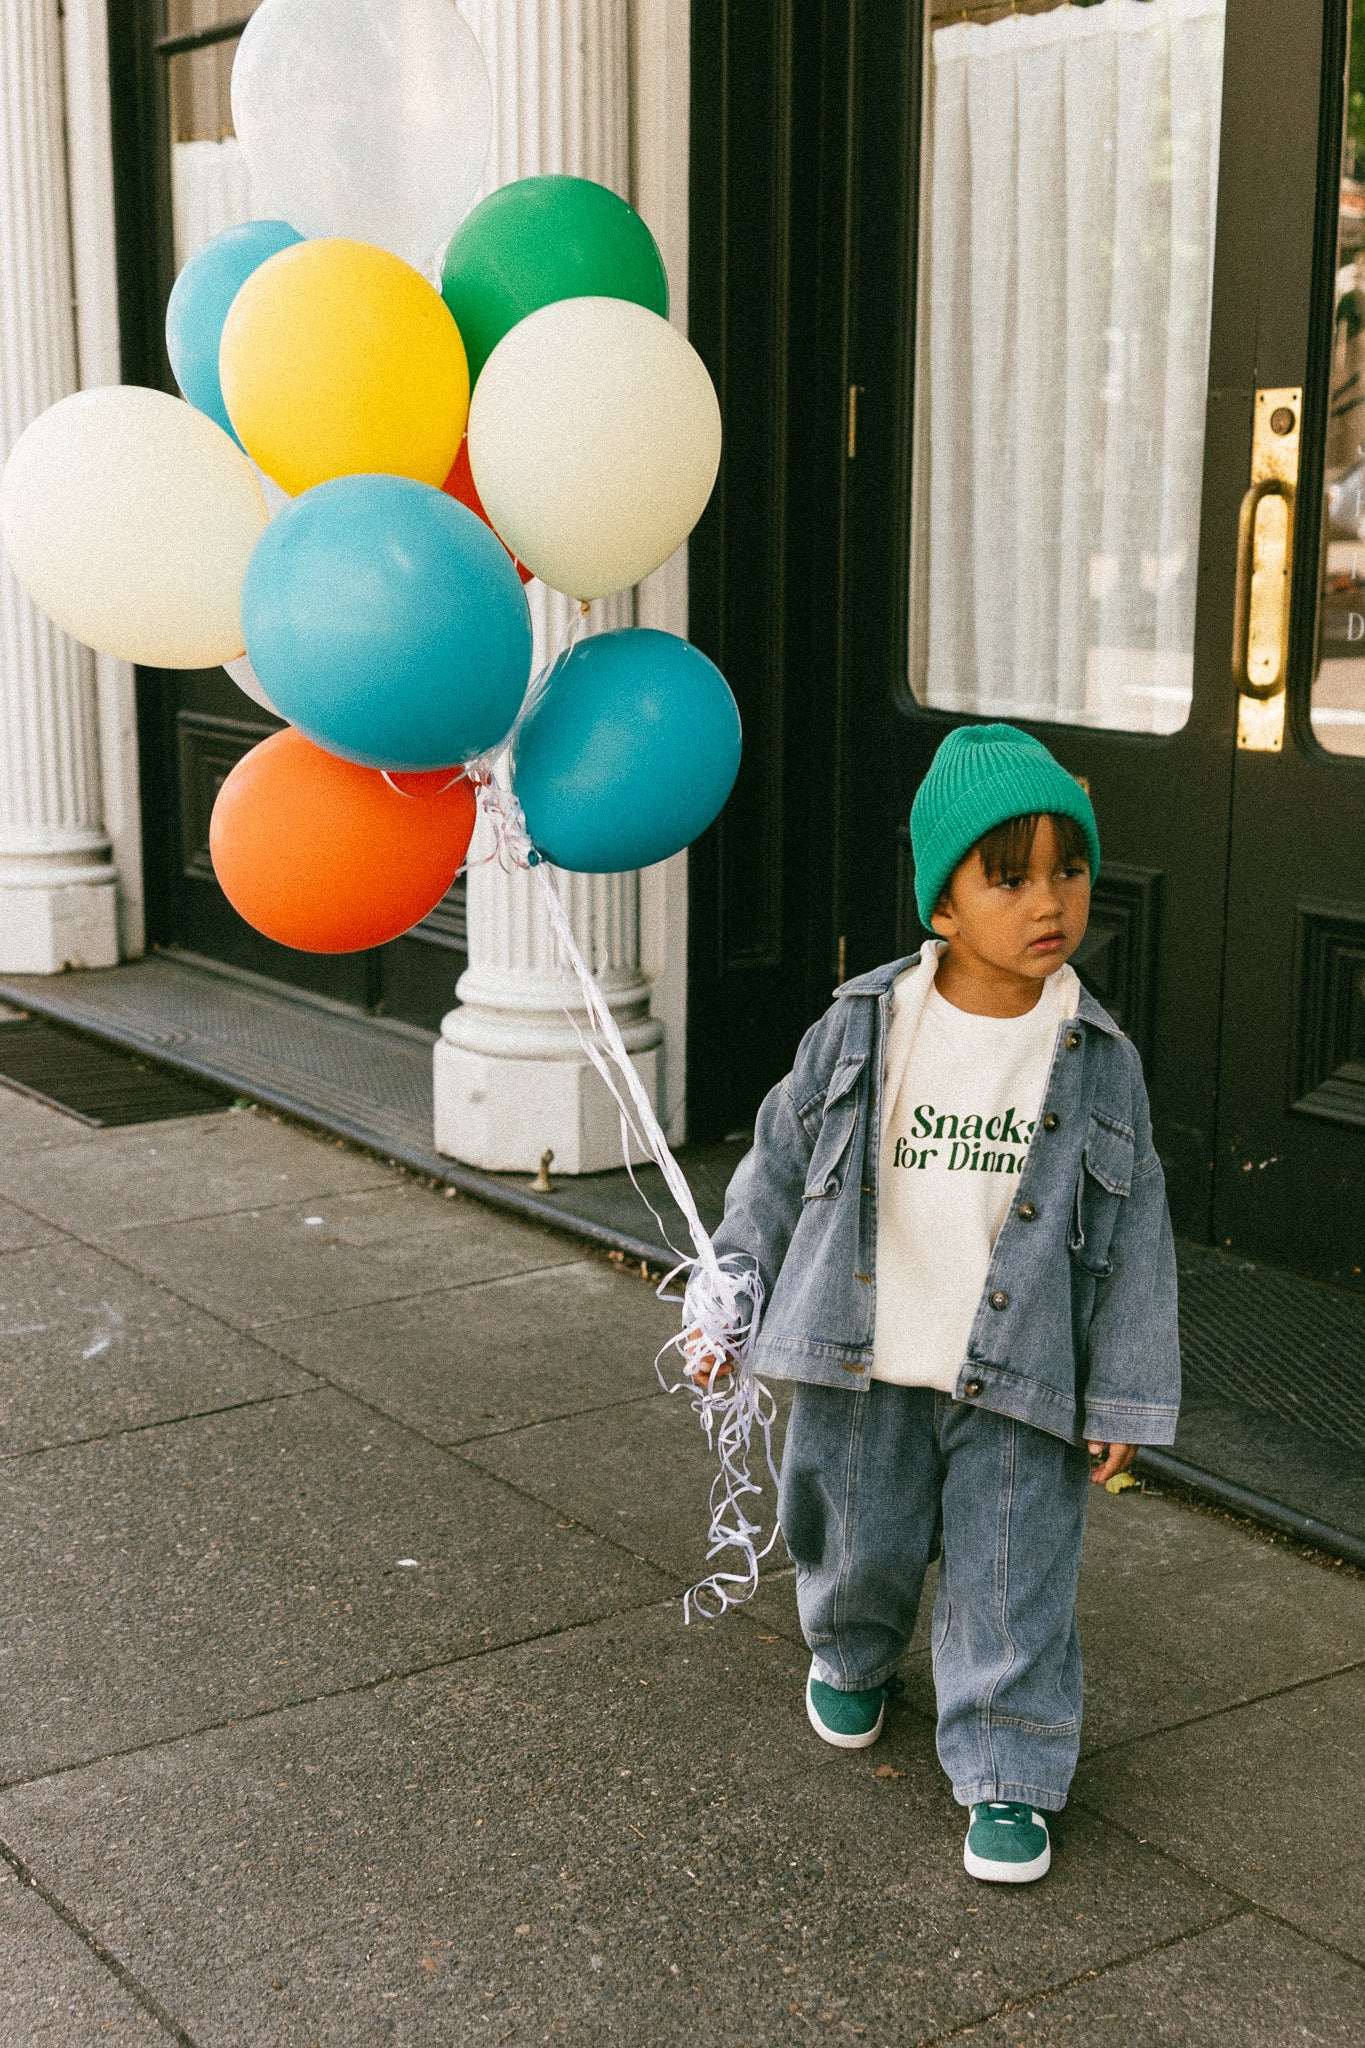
383, 767, 469, 798
210, 728, 476, 953
442, 436, 534, 583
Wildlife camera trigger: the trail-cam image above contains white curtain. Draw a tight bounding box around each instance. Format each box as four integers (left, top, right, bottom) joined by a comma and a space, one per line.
919, 0, 1226, 733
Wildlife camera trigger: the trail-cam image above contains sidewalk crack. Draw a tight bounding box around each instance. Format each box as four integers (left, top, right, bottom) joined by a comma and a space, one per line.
0, 1833, 201, 2044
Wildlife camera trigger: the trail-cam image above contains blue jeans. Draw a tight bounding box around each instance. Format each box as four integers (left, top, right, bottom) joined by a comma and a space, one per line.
778, 1380, 1091, 1812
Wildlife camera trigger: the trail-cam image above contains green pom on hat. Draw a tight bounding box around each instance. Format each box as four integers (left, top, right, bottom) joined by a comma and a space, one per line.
909, 723, 1100, 928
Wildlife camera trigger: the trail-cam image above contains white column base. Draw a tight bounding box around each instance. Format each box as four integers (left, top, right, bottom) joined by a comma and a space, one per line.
434, 1035, 661, 1175
0, 842, 120, 973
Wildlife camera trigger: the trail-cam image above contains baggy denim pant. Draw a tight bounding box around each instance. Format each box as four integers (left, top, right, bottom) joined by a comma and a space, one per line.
778, 1380, 1091, 1813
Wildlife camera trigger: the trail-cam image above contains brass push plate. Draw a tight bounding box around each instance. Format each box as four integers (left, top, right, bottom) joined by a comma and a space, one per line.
1238, 387, 1301, 752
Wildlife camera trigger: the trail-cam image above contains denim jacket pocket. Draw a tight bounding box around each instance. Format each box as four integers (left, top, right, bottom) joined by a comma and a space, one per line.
801, 1057, 865, 1200
1068, 1113, 1134, 1278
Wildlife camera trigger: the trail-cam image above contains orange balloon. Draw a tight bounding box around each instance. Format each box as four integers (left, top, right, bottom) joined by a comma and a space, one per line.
442, 436, 534, 583
210, 728, 476, 953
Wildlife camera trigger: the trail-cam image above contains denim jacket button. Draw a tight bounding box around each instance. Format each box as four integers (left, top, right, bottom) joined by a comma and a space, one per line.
1017, 1201, 1038, 1221
1042, 1112, 1060, 1131
1065, 1030, 1081, 1051
989, 1289, 1010, 1310
964, 1378, 983, 1398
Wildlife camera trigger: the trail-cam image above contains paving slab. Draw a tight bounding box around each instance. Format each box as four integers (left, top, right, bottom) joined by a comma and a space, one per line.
463, 1381, 790, 1588
0, 1867, 166, 2044
958, 1910, 1364, 2046
0, 1605, 1233, 2048
269, 1257, 682, 1444
107, 1183, 582, 1330
0, 1195, 58, 1252
0, 1238, 316, 1459
0, 1389, 666, 1783
1072, 1485, 1365, 1753
1074, 1663, 1365, 1958
0, 1105, 396, 1240
0, 1080, 88, 1153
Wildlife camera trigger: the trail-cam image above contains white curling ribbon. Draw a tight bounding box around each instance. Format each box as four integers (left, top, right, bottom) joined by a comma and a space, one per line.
465, 667, 776, 1620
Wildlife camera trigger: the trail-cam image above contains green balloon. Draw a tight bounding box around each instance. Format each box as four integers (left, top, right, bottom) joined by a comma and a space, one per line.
441, 174, 669, 385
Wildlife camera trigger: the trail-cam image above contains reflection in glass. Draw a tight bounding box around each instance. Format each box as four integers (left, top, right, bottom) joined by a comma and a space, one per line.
1314, 0, 1365, 757
909, 0, 1225, 735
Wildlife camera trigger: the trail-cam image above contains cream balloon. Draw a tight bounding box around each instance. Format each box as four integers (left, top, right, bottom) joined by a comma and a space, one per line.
231, 0, 492, 268
467, 297, 722, 601
0, 387, 267, 667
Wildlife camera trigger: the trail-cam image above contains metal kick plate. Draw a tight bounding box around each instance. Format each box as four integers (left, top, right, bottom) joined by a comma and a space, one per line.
1238, 386, 1302, 752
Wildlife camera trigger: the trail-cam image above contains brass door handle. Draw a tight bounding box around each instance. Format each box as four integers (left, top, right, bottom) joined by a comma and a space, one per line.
1231, 475, 1294, 699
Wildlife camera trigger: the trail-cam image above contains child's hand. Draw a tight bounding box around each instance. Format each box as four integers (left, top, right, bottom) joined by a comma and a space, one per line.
683, 1325, 734, 1391
1087, 1441, 1136, 1485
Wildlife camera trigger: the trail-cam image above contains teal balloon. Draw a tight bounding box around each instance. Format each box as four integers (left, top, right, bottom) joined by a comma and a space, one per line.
241, 476, 532, 770
512, 628, 741, 872
166, 220, 302, 444
441, 174, 668, 384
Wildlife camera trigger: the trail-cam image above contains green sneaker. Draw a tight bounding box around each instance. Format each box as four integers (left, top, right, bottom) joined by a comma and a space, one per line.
805, 1666, 888, 1749
964, 1801, 1052, 1883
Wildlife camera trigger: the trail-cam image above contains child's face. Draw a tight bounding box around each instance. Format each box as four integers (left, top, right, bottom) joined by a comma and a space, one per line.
930, 815, 1091, 985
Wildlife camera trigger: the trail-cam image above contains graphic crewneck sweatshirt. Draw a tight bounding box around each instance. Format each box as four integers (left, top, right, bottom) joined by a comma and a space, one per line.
872, 944, 1080, 1392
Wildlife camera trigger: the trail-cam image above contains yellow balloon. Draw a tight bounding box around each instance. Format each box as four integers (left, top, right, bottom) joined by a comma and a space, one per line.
219, 238, 469, 496
0, 386, 267, 668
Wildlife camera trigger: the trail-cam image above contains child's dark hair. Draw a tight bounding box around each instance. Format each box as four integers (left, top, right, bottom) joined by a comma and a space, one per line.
937, 812, 1090, 909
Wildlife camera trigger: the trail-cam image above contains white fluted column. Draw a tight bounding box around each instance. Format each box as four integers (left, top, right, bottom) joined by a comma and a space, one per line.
434, 0, 662, 1173
0, 0, 120, 971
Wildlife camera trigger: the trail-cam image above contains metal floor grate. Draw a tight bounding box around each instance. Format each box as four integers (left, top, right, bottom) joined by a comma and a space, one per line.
1176, 1241, 1365, 1452
0, 1014, 230, 1126
0, 955, 437, 1155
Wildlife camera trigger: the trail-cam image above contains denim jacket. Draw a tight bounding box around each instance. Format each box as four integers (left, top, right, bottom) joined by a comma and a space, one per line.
710, 951, 1181, 1448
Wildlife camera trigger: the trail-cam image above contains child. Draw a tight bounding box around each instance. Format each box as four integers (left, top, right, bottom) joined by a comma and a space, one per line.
688, 723, 1179, 1884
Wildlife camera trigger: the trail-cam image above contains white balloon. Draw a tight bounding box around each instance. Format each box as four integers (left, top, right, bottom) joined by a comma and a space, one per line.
224, 653, 281, 717
232, 0, 493, 268
468, 298, 722, 601
0, 387, 267, 668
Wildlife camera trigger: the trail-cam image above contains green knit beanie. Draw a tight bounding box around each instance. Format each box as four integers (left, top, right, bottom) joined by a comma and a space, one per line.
909, 723, 1100, 928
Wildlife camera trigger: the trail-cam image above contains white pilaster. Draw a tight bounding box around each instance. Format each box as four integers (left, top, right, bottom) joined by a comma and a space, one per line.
435, 0, 663, 1173
631, 0, 691, 1143
0, 0, 120, 971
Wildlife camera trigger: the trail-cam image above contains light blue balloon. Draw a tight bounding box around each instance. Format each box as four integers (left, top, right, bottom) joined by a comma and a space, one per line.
165, 220, 302, 444
241, 476, 533, 771
512, 628, 742, 872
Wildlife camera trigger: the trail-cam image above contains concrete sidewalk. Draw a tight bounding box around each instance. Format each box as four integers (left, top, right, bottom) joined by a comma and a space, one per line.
1, 1083, 1362, 2047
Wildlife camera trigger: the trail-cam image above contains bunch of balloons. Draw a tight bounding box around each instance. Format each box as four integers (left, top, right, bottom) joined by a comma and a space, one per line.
0, 0, 740, 956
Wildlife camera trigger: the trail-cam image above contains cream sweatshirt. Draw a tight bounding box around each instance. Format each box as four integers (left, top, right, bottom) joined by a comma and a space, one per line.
872, 942, 1081, 1391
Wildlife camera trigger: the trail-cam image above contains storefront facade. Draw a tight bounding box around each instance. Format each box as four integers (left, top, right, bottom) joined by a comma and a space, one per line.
1, 0, 1361, 1300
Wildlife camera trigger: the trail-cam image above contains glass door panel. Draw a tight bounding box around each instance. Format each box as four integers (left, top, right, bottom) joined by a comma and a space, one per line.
908, 0, 1225, 734
165, 2, 262, 267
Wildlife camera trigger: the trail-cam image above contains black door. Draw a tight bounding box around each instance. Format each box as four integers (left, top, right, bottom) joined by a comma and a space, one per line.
690, 0, 1365, 1293
108, 0, 467, 1029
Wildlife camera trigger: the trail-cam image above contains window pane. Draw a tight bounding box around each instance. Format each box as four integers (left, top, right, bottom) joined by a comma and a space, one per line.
1313, 0, 1365, 758
165, 2, 264, 271
908, 0, 1226, 734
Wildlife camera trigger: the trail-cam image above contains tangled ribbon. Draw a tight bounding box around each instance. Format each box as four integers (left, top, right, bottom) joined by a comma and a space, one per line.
461, 630, 778, 1620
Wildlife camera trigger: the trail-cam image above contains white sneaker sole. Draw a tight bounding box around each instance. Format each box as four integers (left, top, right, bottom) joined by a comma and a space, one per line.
805, 1672, 885, 1749
963, 1836, 1052, 1883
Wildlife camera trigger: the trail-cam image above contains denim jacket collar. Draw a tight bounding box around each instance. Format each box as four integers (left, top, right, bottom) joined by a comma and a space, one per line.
833, 947, 1126, 1041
